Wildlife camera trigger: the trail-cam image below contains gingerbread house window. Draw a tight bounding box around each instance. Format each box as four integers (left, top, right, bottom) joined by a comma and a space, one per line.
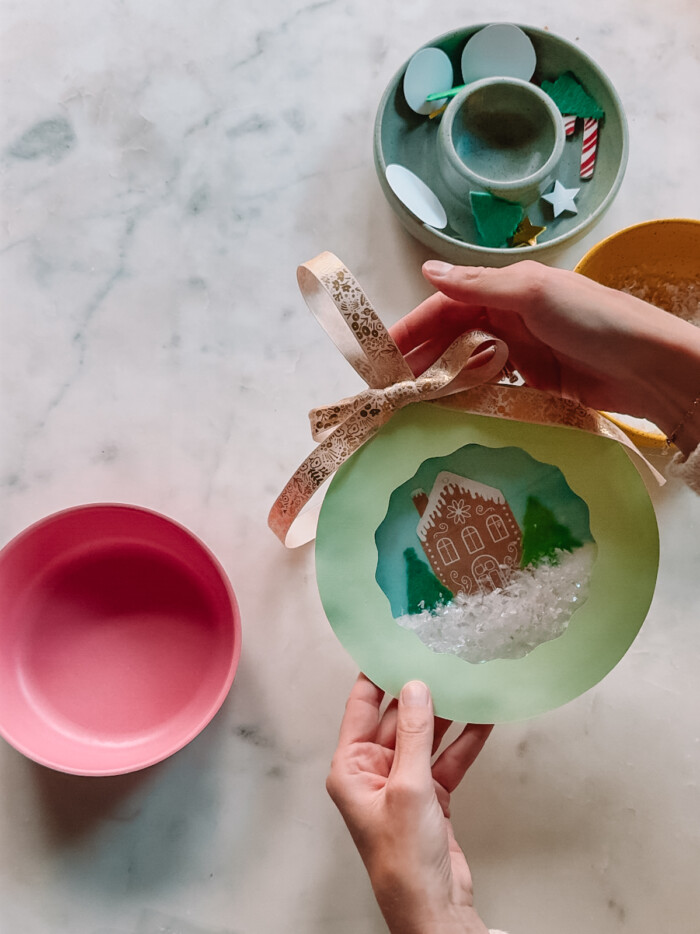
436, 536, 459, 566
461, 525, 485, 554
486, 514, 508, 543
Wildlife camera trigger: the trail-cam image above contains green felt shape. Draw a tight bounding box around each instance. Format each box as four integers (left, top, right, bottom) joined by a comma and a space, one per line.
469, 192, 523, 248
404, 547, 453, 613
541, 71, 605, 119
315, 403, 659, 723
520, 495, 583, 567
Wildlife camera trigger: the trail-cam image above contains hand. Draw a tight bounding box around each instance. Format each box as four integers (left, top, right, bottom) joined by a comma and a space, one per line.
390, 261, 700, 456
327, 674, 493, 934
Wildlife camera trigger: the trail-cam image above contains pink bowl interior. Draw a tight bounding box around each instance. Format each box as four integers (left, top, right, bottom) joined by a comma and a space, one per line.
0, 504, 241, 775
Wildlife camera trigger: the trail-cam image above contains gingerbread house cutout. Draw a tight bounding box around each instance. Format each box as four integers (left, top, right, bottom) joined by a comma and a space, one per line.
413, 471, 522, 597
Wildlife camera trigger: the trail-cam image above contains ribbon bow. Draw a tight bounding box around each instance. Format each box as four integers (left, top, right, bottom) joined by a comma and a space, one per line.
269, 252, 661, 547
309, 330, 507, 442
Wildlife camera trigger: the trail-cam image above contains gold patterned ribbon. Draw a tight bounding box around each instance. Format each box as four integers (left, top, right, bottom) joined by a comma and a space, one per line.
269, 253, 663, 547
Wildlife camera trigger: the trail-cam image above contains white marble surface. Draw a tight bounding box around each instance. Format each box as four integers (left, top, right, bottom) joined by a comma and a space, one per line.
1, 1, 699, 932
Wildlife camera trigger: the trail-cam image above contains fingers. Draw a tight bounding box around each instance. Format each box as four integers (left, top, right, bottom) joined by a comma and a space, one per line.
421, 260, 549, 316
403, 338, 454, 376
375, 698, 398, 748
389, 261, 561, 380
431, 723, 494, 794
390, 292, 484, 356
404, 338, 499, 378
376, 700, 452, 755
431, 716, 453, 756
434, 780, 451, 817
337, 673, 384, 748
388, 681, 435, 792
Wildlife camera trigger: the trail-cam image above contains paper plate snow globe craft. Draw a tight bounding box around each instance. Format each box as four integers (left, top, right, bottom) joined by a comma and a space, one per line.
269, 254, 659, 722
375, 23, 628, 266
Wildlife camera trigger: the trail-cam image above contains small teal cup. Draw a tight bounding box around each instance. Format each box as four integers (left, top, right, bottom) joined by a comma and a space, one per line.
437, 76, 565, 206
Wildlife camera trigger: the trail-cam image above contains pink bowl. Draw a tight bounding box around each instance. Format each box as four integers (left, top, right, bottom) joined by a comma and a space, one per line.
0, 504, 241, 776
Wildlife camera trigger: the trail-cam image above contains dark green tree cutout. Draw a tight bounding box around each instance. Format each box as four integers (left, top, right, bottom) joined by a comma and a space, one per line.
520, 495, 583, 568
404, 547, 453, 613
541, 72, 605, 119
470, 191, 523, 248
542, 71, 605, 120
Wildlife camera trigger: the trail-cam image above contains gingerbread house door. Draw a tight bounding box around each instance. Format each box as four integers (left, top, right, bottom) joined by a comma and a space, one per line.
472, 554, 508, 592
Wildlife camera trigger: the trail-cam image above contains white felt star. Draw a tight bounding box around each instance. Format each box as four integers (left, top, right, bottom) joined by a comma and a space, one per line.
541, 180, 580, 217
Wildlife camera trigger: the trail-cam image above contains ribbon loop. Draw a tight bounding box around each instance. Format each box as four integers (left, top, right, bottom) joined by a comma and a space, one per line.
297, 253, 414, 389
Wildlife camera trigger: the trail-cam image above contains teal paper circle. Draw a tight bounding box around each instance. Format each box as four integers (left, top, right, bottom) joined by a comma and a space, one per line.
315, 404, 659, 722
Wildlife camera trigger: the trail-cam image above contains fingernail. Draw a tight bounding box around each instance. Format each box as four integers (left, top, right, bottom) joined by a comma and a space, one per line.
423, 260, 453, 278
401, 680, 430, 707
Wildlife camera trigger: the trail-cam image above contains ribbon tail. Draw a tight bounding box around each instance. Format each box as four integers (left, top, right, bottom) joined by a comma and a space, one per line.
433, 384, 664, 486
268, 406, 392, 547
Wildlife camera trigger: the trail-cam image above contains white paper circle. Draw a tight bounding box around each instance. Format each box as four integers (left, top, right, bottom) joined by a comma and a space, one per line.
461, 24, 537, 85
403, 47, 453, 115
385, 164, 448, 229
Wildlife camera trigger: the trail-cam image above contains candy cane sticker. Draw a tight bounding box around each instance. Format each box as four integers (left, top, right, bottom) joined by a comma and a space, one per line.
580, 117, 599, 179
563, 114, 577, 137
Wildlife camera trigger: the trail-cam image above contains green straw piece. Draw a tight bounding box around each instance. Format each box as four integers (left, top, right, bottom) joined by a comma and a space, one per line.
425, 85, 466, 102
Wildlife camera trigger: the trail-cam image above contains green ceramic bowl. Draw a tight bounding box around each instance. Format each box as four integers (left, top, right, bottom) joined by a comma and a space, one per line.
374, 24, 629, 267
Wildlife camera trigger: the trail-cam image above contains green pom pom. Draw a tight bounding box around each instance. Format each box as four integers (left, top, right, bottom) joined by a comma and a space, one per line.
470, 192, 523, 248
541, 72, 605, 120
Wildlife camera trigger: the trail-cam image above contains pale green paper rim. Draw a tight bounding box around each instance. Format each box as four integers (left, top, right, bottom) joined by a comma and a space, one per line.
315, 404, 659, 723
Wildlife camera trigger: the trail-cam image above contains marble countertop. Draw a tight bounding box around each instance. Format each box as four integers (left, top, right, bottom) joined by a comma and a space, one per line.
1, 1, 698, 932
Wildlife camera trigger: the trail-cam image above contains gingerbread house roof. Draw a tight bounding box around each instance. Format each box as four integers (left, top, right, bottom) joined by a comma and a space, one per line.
416, 471, 506, 540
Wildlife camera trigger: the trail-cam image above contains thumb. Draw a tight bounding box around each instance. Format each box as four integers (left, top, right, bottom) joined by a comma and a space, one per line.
422, 259, 533, 313
389, 681, 434, 790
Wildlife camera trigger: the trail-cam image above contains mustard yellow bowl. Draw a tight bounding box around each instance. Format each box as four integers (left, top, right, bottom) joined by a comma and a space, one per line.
575, 218, 700, 448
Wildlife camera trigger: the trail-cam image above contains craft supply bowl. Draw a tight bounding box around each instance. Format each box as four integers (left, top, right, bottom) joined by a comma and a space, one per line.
0, 504, 241, 776
437, 77, 565, 206
575, 218, 700, 447
374, 23, 629, 266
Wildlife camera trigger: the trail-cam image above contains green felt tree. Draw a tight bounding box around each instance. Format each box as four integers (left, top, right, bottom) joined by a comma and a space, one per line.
404, 547, 453, 614
470, 192, 523, 248
541, 72, 604, 119
519, 496, 583, 568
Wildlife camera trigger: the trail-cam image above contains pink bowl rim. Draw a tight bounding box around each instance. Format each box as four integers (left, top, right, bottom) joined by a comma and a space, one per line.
0, 501, 242, 776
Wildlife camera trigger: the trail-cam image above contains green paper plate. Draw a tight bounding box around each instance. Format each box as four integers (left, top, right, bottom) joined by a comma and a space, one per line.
315, 404, 658, 722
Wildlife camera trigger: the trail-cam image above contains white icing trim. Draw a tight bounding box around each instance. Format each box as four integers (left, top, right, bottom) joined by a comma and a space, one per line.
416, 471, 505, 540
